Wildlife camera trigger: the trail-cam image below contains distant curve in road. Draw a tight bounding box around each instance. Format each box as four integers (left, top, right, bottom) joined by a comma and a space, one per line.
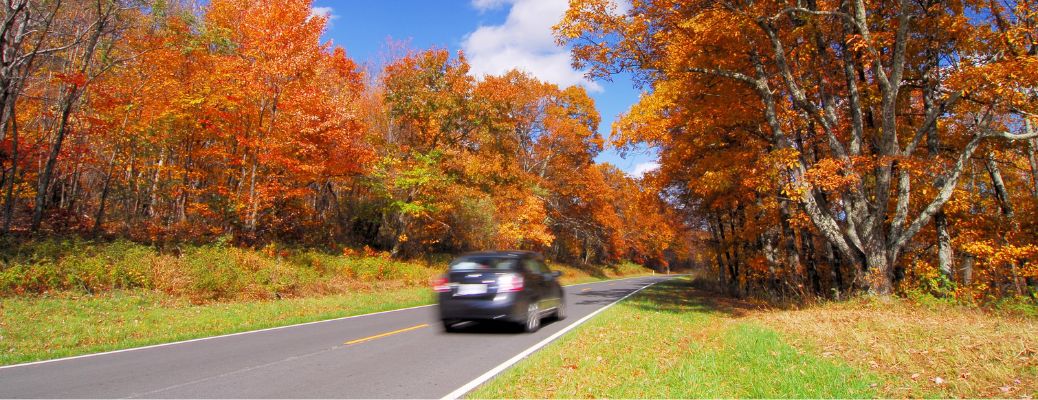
0, 275, 674, 399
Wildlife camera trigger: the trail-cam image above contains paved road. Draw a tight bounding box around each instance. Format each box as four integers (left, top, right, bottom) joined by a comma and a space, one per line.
0, 275, 673, 399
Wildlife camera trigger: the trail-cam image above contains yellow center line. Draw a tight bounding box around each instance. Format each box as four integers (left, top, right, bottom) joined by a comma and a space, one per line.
345, 323, 429, 345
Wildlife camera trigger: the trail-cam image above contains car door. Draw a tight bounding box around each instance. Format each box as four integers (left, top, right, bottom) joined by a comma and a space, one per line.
538, 260, 561, 309
522, 258, 548, 309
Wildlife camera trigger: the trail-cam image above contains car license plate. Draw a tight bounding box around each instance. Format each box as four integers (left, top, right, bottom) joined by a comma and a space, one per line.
456, 284, 487, 296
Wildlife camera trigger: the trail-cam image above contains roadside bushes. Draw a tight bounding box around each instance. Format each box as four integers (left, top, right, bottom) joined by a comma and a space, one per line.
0, 238, 656, 302
611, 261, 649, 276
0, 238, 439, 302
0, 239, 156, 295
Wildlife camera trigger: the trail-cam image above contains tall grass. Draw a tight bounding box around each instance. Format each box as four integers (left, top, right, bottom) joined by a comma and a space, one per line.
0, 238, 440, 302
0, 238, 654, 302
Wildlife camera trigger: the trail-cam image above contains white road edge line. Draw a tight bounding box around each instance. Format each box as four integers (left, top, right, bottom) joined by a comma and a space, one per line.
0, 274, 675, 370
562, 274, 661, 288
440, 276, 673, 400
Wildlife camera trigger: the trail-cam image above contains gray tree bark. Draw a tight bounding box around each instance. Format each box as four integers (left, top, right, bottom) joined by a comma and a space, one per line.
31, 1, 116, 231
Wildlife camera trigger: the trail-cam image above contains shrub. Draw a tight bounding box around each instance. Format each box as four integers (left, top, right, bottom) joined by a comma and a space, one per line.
1, 237, 647, 302
0, 239, 157, 295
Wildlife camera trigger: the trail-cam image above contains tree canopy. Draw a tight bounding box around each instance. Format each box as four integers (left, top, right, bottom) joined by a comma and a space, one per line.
558, 0, 1038, 298
0, 0, 683, 270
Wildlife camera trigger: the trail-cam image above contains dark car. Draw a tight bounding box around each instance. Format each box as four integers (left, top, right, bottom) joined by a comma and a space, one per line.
433, 251, 565, 333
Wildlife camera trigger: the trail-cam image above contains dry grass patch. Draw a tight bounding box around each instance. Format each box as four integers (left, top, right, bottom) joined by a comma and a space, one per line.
752, 297, 1038, 398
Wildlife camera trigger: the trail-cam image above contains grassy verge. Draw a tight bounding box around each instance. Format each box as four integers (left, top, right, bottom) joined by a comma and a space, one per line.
471, 277, 877, 398
0, 286, 433, 366
473, 276, 1038, 399
0, 272, 649, 367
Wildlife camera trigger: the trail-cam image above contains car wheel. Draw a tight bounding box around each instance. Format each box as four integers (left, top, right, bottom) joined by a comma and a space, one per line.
442, 319, 460, 333
554, 299, 567, 321
524, 302, 540, 333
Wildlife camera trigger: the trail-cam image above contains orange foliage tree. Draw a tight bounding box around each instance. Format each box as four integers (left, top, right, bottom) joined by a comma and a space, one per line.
0, 0, 686, 271
559, 0, 1038, 297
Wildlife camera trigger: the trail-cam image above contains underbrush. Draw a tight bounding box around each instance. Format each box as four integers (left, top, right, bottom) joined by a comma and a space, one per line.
548, 260, 655, 285
0, 238, 655, 303
0, 238, 440, 303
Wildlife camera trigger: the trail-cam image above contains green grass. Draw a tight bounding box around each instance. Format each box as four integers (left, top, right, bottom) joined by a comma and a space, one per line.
471, 277, 877, 398
0, 287, 434, 366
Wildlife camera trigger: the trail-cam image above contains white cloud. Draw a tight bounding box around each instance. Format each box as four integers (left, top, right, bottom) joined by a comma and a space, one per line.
472, 0, 510, 11
463, 0, 602, 92
310, 6, 338, 21
631, 162, 660, 178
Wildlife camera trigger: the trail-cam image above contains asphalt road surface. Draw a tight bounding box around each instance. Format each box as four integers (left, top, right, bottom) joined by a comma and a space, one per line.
0, 275, 674, 399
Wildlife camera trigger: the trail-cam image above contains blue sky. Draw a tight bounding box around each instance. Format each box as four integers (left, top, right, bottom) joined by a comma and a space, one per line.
312, 0, 658, 176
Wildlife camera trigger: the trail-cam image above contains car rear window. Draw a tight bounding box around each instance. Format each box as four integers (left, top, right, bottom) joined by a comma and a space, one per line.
449, 257, 519, 271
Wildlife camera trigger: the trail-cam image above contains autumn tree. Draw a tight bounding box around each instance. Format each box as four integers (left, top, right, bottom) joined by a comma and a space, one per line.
559, 0, 1038, 295
0, 0, 687, 274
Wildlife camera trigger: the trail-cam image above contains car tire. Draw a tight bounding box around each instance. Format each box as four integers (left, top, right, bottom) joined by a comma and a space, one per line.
442, 319, 460, 333
554, 298, 567, 321
524, 302, 540, 333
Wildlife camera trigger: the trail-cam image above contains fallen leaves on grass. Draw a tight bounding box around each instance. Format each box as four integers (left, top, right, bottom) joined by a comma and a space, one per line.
752, 297, 1038, 398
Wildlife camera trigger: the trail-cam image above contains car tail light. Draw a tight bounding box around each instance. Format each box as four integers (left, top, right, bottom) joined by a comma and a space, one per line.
432, 275, 450, 292
497, 273, 524, 292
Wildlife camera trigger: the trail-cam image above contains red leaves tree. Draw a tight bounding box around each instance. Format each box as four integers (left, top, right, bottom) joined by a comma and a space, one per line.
0, 0, 686, 273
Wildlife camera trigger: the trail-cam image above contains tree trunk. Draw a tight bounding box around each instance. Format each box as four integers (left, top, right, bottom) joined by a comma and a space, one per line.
926, 106, 954, 280
865, 243, 894, 295
247, 154, 258, 232
985, 154, 1025, 295
935, 211, 953, 278
985, 155, 1015, 218
708, 217, 726, 291
93, 150, 118, 234
31, 92, 77, 231
2, 100, 19, 233
828, 242, 845, 298
1026, 119, 1038, 198
778, 197, 803, 291
961, 253, 973, 285
146, 149, 164, 219
30, 2, 111, 232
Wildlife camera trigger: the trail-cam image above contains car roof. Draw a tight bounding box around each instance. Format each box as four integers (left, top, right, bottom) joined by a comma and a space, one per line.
453, 250, 542, 260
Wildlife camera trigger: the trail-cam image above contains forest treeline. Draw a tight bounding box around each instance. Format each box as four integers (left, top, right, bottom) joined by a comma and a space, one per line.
0, 0, 684, 268
4, 0, 1037, 302
558, 0, 1038, 300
